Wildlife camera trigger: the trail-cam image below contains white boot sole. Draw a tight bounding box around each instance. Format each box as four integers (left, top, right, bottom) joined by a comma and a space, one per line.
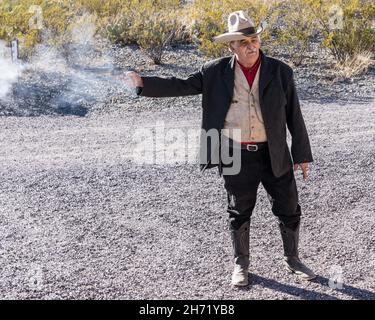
286, 265, 317, 281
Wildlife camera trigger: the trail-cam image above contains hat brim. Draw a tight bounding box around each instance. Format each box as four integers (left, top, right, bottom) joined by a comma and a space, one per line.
213, 26, 263, 43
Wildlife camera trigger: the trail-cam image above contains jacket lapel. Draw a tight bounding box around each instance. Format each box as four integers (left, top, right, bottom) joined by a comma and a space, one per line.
222, 50, 275, 100
222, 55, 236, 100
258, 50, 276, 128
258, 49, 275, 98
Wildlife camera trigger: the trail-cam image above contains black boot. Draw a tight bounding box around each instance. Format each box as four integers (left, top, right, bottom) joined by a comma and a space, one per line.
230, 220, 250, 286
279, 221, 316, 280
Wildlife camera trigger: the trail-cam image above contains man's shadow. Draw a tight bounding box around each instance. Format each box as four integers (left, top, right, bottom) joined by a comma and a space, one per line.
236, 274, 374, 300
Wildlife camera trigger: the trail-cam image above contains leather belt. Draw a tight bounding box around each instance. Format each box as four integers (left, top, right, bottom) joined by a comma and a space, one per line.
233, 142, 268, 152
221, 136, 268, 152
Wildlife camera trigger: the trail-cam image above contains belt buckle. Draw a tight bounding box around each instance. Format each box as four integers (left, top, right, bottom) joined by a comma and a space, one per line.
246, 144, 258, 152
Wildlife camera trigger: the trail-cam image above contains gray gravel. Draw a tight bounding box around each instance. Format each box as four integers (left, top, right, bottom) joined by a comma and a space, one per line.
0, 44, 374, 300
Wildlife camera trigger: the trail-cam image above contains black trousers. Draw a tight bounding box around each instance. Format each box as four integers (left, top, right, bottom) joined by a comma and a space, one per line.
223, 146, 301, 230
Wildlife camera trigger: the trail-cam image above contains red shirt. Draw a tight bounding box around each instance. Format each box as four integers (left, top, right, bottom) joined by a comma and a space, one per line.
236, 55, 261, 89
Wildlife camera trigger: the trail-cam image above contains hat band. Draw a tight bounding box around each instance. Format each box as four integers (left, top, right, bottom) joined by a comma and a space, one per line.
236, 27, 256, 35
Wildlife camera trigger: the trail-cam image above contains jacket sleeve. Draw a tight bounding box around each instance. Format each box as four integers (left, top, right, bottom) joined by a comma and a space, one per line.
285, 71, 313, 164
139, 67, 203, 97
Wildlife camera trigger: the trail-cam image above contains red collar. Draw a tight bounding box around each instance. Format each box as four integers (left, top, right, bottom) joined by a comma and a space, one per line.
236, 55, 261, 72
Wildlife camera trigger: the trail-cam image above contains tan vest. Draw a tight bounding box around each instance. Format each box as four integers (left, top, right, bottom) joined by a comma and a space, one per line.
223, 61, 267, 143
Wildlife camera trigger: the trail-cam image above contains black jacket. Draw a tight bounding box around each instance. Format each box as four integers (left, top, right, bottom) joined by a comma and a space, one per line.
140, 50, 313, 177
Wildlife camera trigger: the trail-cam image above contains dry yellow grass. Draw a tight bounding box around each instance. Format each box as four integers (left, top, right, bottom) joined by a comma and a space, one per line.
334, 51, 375, 79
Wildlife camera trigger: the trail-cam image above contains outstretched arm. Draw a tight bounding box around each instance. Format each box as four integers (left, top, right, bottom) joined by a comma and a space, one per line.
123, 69, 203, 97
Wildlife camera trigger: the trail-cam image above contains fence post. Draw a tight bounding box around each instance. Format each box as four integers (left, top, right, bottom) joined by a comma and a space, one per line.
11, 39, 19, 63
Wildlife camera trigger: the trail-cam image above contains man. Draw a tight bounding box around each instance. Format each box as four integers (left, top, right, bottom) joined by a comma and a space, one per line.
125, 10, 316, 286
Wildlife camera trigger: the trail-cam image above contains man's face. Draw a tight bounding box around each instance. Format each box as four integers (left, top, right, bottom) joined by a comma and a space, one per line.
231, 36, 261, 64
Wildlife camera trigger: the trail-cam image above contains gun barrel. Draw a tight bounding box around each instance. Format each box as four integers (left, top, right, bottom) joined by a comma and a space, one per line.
71, 65, 125, 76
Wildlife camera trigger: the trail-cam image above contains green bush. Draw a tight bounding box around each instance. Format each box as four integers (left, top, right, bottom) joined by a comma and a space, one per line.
319, 0, 375, 62
271, 0, 317, 66
0, 0, 74, 58
102, 7, 135, 45
253, 0, 375, 67
75, 0, 127, 18
278, 0, 375, 63
0, 0, 186, 63
133, 10, 182, 64
102, 0, 186, 64
1, 0, 373, 66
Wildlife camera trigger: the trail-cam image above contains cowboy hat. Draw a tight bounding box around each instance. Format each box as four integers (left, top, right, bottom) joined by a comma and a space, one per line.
213, 10, 264, 43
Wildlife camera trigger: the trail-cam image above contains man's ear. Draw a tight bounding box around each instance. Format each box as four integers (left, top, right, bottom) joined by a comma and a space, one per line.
228, 42, 235, 53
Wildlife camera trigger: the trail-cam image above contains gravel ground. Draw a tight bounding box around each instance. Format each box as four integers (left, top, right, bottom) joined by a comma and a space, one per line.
0, 45, 374, 300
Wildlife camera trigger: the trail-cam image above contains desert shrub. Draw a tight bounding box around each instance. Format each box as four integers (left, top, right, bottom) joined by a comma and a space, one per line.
102, 0, 186, 64
261, 0, 375, 69
0, 0, 74, 57
75, 0, 128, 18
304, 0, 375, 62
334, 50, 374, 78
133, 10, 182, 64
104, 12, 136, 45
271, 0, 317, 66
1, 0, 373, 69
0, 0, 186, 63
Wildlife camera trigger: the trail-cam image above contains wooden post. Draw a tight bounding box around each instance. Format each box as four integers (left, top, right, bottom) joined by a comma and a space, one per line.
11, 39, 19, 63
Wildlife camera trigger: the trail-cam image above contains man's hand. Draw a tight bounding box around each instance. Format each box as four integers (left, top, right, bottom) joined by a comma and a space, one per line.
120, 71, 143, 88
294, 163, 309, 181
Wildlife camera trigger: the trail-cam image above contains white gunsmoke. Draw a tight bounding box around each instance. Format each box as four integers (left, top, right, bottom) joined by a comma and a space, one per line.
0, 40, 23, 100
0, 13, 137, 116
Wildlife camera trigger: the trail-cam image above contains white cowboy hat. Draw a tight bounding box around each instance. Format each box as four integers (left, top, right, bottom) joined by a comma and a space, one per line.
213, 10, 264, 43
